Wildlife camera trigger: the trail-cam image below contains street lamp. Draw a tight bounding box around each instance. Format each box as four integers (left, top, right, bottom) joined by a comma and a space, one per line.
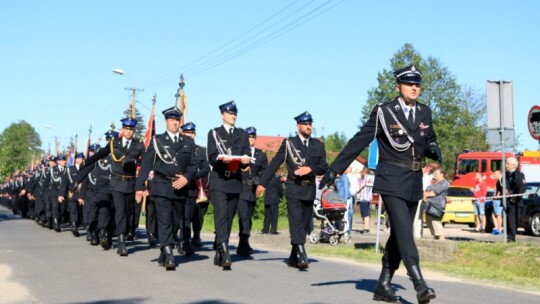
112, 68, 125, 75
112, 68, 143, 119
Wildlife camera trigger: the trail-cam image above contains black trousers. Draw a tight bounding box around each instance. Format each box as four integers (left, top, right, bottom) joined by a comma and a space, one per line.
237, 198, 256, 238
111, 191, 135, 236
156, 196, 186, 248
35, 195, 45, 220
145, 197, 157, 235
287, 197, 313, 245
506, 203, 519, 241
210, 191, 239, 244
47, 191, 60, 220
263, 204, 279, 233
180, 197, 196, 239
192, 200, 209, 238
380, 195, 419, 270
68, 198, 80, 226
88, 192, 112, 231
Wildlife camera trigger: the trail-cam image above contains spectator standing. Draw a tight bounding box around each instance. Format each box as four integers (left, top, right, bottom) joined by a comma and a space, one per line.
357, 167, 373, 234
491, 170, 504, 235
505, 157, 526, 242
423, 168, 449, 240
473, 172, 488, 233
335, 170, 352, 234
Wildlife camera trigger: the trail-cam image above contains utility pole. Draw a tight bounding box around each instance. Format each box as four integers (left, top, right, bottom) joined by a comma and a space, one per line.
126, 87, 144, 118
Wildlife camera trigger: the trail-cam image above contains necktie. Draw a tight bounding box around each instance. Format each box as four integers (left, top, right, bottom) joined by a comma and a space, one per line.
173, 135, 178, 144
408, 108, 414, 128
124, 140, 130, 149
228, 128, 233, 136
303, 139, 308, 148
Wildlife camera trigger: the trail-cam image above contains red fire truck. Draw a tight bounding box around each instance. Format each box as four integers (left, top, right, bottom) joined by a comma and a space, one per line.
452, 150, 540, 189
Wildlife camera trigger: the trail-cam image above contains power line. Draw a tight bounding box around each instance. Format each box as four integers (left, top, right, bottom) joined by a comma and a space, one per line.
140, 0, 303, 87
186, 0, 342, 78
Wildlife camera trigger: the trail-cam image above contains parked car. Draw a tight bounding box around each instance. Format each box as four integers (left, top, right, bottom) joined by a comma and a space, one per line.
423, 186, 475, 227
518, 182, 540, 236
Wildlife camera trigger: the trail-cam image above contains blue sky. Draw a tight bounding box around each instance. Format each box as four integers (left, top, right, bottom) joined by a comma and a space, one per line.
1, 0, 539, 155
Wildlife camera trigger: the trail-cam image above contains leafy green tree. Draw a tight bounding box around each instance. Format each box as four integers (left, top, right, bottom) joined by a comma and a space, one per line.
0, 121, 42, 178
360, 43, 488, 174
323, 132, 348, 152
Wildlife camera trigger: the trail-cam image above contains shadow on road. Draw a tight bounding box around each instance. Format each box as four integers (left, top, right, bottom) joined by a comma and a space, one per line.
71, 297, 148, 304
311, 279, 413, 304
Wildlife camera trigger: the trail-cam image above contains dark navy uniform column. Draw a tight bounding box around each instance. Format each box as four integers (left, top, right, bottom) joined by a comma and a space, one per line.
136, 106, 197, 270
207, 101, 251, 269
319, 65, 441, 303
258, 111, 328, 270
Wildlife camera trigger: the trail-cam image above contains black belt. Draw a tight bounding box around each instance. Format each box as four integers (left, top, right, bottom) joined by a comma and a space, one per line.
380, 157, 423, 171
289, 176, 314, 186
110, 174, 136, 181
154, 172, 181, 182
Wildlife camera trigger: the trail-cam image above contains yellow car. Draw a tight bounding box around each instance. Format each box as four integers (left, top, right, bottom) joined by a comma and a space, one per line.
423, 186, 475, 227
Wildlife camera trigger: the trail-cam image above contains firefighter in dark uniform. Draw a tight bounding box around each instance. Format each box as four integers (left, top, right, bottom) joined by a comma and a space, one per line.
207, 101, 252, 270
77, 139, 116, 248
257, 111, 329, 270
135, 106, 197, 270
180, 121, 211, 249
47, 155, 68, 232
237, 126, 268, 257
32, 161, 48, 226
319, 65, 442, 303
60, 152, 85, 237
80, 119, 145, 256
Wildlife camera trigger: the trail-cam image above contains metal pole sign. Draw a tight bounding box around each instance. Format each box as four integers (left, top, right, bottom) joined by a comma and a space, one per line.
486, 80, 514, 243
367, 139, 384, 253
528, 105, 540, 140
487, 81, 515, 147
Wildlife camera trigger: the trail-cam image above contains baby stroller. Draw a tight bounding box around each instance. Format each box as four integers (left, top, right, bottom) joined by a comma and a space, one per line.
310, 187, 351, 245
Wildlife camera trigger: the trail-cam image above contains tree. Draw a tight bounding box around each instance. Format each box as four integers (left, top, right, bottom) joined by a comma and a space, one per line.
361, 43, 488, 175
323, 132, 348, 152
0, 121, 42, 179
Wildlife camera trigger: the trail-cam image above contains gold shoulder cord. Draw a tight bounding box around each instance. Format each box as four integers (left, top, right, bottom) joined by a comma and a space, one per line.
110, 139, 126, 163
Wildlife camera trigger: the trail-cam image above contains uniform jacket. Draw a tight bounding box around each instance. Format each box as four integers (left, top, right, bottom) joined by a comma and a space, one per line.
506, 169, 526, 205
206, 126, 251, 194
136, 132, 197, 199
187, 145, 211, 198
260, 135, 328, 200
81, 138, 145, 193
240, 147, 268, 201
264, 174, 284, 205
329, 98, 438, 202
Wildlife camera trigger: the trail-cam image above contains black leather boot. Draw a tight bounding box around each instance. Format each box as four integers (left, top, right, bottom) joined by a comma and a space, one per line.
296, 244, 309, 269
47, 217, 53, 229
408, 264, 436, 303
53, 218, 61, 232
90, 229, 98, 246
183, 239, 194, 257
86, 227, 93, 242
373, 267, 401, 303
163, 245, 176, 270
192, 231, 202, 248
99, 229, 110, 249
236, 236, 251, 257
117, 234, 128, 256
158, 251, 165, 266
287, 245, 299, 268
71, 222, 80, 237
218, 242, 232, 269
176, 236, 185, 255
147, 233, 157, 247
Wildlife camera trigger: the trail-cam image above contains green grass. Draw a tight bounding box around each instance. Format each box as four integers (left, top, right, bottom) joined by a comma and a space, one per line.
140, 211, 540, 292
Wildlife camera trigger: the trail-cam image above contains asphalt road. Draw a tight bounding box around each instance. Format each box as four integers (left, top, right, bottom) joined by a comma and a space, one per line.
1, 206, 538, 304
